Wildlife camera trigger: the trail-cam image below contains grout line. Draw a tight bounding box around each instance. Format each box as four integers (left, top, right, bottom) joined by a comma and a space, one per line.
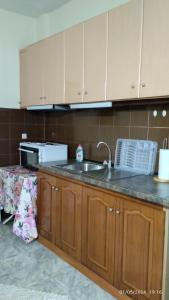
43, 113, 46, 141
149, 126, 169, 129
24, 109, 26, 132
128, 111, 132, 138
147, 110, 150, 140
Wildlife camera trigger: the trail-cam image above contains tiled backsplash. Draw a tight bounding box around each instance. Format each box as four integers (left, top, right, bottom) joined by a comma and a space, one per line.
45, 105, 169, 164
0, 109, 45, 166
0, 104, 169, 167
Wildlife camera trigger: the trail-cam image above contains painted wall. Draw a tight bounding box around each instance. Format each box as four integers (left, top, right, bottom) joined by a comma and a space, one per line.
0, 9, 36, 108
36, 0, 130, 40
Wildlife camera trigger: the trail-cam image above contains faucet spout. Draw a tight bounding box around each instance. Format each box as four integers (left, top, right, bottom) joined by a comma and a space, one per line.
96, 141, 112, 169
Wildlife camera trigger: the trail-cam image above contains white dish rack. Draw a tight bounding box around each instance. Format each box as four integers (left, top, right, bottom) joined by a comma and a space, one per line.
114, 139, 158, 175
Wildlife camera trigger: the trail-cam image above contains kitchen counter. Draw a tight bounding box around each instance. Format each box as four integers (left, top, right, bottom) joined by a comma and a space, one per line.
37, 160, 169, 209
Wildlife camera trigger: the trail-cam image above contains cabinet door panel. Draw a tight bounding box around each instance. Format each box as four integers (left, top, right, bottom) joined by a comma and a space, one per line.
84, 13, 107, 102
107, 0, 142, 100
43, 33, 64, 104
59, 179, 82, 260
65, 24, 83, 103
140, 0, 169, 97
53, 180, 62, 248
20, 50, 28, 108
37, 174, 56, 242
26, 42, 43, 106
82, 187, 115, 283
115, 199, 164, 300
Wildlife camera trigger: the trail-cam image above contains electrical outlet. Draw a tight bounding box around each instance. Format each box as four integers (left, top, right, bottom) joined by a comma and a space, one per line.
162, 110, 167, 117
22, 133, 27, 140
153, 110, 157, 117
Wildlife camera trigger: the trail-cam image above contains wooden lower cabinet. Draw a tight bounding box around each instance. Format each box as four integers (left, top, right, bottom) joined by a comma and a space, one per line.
37, 172, 82, 261
37, 173, 56, 242
57, 178, 82, 260
114, 199, 165, 300
82, 187, 164, 299
37, 172, 165, 300
82, 187, 115, 283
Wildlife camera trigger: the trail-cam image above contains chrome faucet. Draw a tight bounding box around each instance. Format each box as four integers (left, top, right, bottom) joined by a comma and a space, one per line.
96, 141, 112, 169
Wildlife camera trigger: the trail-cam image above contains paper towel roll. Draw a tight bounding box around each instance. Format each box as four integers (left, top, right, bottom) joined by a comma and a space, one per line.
158, 149, 169, 180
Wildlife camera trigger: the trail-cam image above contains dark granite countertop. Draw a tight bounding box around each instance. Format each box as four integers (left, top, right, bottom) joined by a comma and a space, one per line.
37, 160, 169, 209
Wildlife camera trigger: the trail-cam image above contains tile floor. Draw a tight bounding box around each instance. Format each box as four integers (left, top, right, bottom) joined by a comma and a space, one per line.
0, 223, 116, 300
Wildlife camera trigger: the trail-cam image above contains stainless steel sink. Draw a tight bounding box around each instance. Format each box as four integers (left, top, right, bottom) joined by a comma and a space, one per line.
50, 161, 140, 182
62, 162, 104, 173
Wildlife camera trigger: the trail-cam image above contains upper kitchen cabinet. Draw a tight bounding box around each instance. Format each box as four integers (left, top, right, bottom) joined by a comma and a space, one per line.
20, 42, 43, 107
140, 0, 169, 98
64, 23, 84, 103
83, 13, 107, 102
42, 33, 64, 104
20, 33, 64, 107
107, 0, 142, 100
20, 50, 28, 108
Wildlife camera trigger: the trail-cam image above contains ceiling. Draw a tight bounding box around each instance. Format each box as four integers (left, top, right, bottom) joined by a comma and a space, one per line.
0, 0, 72, 18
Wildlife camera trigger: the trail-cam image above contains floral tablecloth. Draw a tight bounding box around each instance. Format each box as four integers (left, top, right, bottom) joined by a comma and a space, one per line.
0, 165, 38, 243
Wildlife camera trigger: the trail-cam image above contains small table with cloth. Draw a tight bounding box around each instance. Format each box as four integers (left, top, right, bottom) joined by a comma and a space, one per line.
0, 165, 38, 243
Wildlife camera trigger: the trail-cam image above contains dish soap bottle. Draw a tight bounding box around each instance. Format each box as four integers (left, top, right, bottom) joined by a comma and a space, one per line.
76, 144, 83, 162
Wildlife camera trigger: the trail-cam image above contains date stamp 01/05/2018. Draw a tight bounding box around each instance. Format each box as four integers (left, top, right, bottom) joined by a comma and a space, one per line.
119, 289, 163, 296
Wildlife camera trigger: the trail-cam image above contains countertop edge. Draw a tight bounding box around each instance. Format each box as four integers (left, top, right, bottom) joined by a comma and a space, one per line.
37, 165, 169, 210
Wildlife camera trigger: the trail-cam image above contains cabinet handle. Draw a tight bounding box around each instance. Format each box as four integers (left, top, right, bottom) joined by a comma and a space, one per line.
108, 208, 113, 212
131, 84, 135, 89
84, 91, 88, 95
43, 96, 47, 100
52, 186, 59, 191
141, 83, 146, 88
116, 210, 120, 215
77, 92, 81, 96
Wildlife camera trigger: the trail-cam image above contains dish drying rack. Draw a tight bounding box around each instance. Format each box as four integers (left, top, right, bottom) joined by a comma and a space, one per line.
114, 139, 158, 175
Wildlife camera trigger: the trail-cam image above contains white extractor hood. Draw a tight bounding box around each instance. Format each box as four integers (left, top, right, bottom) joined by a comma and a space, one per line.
26, 102, 113, 111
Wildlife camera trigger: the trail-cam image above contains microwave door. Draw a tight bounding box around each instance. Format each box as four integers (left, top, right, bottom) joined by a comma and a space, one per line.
18, 147, 39, 168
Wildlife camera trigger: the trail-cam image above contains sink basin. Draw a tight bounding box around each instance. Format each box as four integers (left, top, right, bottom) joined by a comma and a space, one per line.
60, 162, 105, 173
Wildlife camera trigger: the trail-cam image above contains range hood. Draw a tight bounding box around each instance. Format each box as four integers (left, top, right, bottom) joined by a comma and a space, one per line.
69, 102, 112, 109
27, 102, 112, 111
27, 104, 70, 111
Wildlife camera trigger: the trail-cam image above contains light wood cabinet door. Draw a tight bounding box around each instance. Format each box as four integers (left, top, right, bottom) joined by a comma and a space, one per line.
140, 0, 169, 98
20, 50, 28, 108
20, 44, 43, 107
57, 178, 82, 261
37, 173, 57, 243
107, 0, 142, 100
25, 42, 44, 106
82, 187, 115, 283
65, 24, 83, 103
114, 199, 164, 300
20, 45, 43, 107
43, 33, 64, 104
84, 13, 107, 102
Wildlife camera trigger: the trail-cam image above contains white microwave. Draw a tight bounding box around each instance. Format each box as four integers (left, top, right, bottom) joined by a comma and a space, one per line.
19, 142, 68, 169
